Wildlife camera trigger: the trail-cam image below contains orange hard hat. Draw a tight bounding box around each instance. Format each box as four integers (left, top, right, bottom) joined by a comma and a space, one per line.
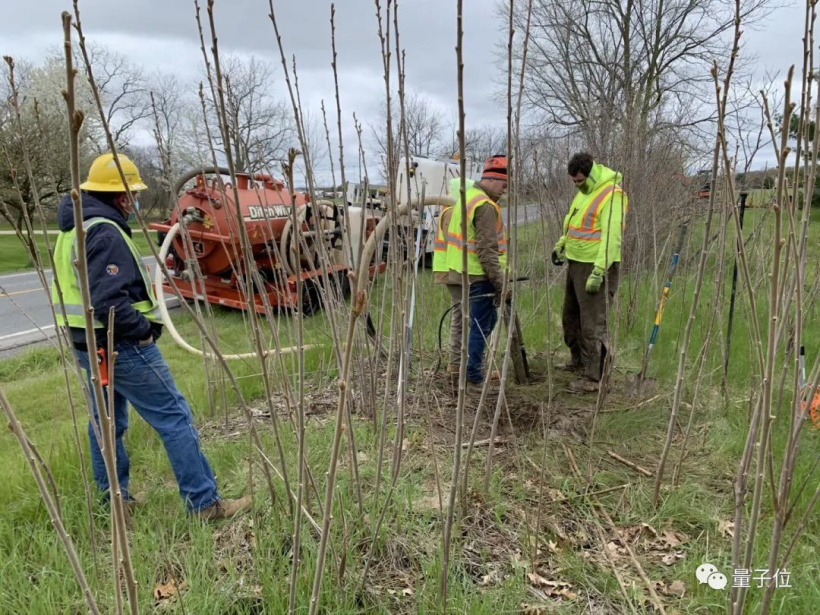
482, 155, 508, 181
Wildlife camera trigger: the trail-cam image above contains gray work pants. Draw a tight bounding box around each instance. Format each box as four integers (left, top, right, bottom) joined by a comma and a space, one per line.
562, 260, 620, 381
447, 284, 463, 370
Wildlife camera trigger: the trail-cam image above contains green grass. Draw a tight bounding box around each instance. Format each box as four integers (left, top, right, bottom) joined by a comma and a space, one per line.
0, 209, 818, 613
0, 226, 156, 274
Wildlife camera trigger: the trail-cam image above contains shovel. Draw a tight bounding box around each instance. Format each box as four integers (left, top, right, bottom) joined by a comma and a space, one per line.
627, 221, 689, 397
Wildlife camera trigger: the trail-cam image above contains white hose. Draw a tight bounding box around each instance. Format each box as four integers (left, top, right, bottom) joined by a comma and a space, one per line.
355, 195, 456, 295
155, 222, 314, 359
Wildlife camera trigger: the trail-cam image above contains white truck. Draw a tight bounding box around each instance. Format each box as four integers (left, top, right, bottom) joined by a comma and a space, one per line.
394, 156, 482, 266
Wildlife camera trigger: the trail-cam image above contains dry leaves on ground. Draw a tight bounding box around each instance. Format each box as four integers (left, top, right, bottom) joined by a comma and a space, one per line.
719, 519, 735, 539
608, 523, 688, 567
153, 577, 189, 607
527, 572, 578, 600
656, 579, 686, 598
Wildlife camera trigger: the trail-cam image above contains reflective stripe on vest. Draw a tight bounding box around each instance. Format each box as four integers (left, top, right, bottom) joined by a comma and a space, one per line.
445, 188, 508, 275
566, 184, 625, 242
432, 206, 452, 273
433, 207, 451, 252
51, 217, 161, 329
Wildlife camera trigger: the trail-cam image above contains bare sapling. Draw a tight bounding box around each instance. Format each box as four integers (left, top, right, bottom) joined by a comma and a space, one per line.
731, 68, 794, 615
358, 2, 431, 592
284, 12, 366, 518
751, 11, 819, 605
391, 0, 414, 491
0, 391, 100, 614
0, 56, 101, 578
202, 0, 288, 513
62, 9, 138, 612
441, 0, 469, 607
295, 5, 403, 607
652, 0, 747, 505
187, 76, 296, 503
481, 0, 534, 495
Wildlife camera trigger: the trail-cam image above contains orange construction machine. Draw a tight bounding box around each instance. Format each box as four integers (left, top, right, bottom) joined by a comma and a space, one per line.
150, 167, 380, 315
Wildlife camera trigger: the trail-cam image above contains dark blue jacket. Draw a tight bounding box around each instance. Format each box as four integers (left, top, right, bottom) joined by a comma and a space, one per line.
57, 193, 162, 348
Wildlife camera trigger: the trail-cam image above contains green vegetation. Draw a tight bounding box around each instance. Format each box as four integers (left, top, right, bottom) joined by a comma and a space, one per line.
0, 228, 155, 274
0, 211, 818, 613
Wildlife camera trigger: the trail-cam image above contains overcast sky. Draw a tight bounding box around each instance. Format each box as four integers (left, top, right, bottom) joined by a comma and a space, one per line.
0, 0, 806, 181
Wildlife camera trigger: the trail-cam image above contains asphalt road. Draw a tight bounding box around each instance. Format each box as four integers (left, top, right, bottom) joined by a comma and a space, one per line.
0, 204, 544, 358
0, 257, 180, 358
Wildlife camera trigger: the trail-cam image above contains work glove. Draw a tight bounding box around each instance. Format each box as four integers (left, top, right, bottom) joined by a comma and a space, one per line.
551, 236, 566, 266
585, 267, 605, 294
493, 287, 511, 308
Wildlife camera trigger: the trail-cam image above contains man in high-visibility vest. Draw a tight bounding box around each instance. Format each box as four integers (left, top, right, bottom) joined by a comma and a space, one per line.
552, 152, 628, 392
51, 152, 250, 520
433, 178, 470, 377
445, 155, 508, 385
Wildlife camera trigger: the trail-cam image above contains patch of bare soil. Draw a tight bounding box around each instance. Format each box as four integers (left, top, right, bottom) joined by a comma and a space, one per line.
413, 367, 595, 446
198, 381, 343, 441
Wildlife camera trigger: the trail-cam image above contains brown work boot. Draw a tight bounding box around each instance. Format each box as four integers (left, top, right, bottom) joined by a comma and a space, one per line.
196, 496, 253, 521
125, 492, 144, 515
466, 378, 484, 393
562, 362, 583, 373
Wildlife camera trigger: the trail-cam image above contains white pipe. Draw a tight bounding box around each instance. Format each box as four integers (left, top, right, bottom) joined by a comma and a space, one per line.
157, 195, 452, 356
155, 222, 314, 359
355, 195, 456, 295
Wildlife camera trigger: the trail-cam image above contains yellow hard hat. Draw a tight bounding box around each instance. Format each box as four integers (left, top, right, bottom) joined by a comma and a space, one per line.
80, 152, 148, 192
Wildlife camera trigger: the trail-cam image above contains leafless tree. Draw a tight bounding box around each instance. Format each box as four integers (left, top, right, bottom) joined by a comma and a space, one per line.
149, 73, 190, 177
371, 90, 446, 175
514, 0, 775, 160
511, 0, 774, 275
292, 109, 330, 187
79, 43, 151, 150
0, 57, 95, 228
727, 74, 782, 180
202, 54, 293, 174
439, 123, 507, 162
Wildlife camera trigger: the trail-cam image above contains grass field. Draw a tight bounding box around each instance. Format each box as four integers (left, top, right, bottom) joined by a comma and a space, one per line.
0, 208, 818, 613
0, 224, 157, 274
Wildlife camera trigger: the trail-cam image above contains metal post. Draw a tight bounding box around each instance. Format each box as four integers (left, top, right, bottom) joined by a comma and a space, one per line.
724, 191, 748, 377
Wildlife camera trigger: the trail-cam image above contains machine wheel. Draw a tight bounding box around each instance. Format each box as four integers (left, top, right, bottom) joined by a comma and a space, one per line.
333, 270, 352, 300
301, 279, 323, 317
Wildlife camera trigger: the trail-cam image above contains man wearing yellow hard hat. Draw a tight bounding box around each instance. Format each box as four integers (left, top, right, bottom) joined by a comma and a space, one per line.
51, 152, 251, 520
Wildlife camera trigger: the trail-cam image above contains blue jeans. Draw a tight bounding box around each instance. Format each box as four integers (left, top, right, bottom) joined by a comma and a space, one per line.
467, 280, 499, 383
75, 341, 219, 512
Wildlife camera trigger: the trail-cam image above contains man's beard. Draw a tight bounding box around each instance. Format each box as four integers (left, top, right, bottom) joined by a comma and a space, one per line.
577, 178, 594, 195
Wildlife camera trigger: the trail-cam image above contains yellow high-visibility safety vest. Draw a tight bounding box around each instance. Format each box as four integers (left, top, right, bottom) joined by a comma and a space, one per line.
566, 184, 626, 242
51, 217, 161, 329
445, 188, 507, 275
432, 206, 452, 273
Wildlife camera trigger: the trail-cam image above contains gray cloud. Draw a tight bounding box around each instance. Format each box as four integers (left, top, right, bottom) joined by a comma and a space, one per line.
0, 0, 807, 178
